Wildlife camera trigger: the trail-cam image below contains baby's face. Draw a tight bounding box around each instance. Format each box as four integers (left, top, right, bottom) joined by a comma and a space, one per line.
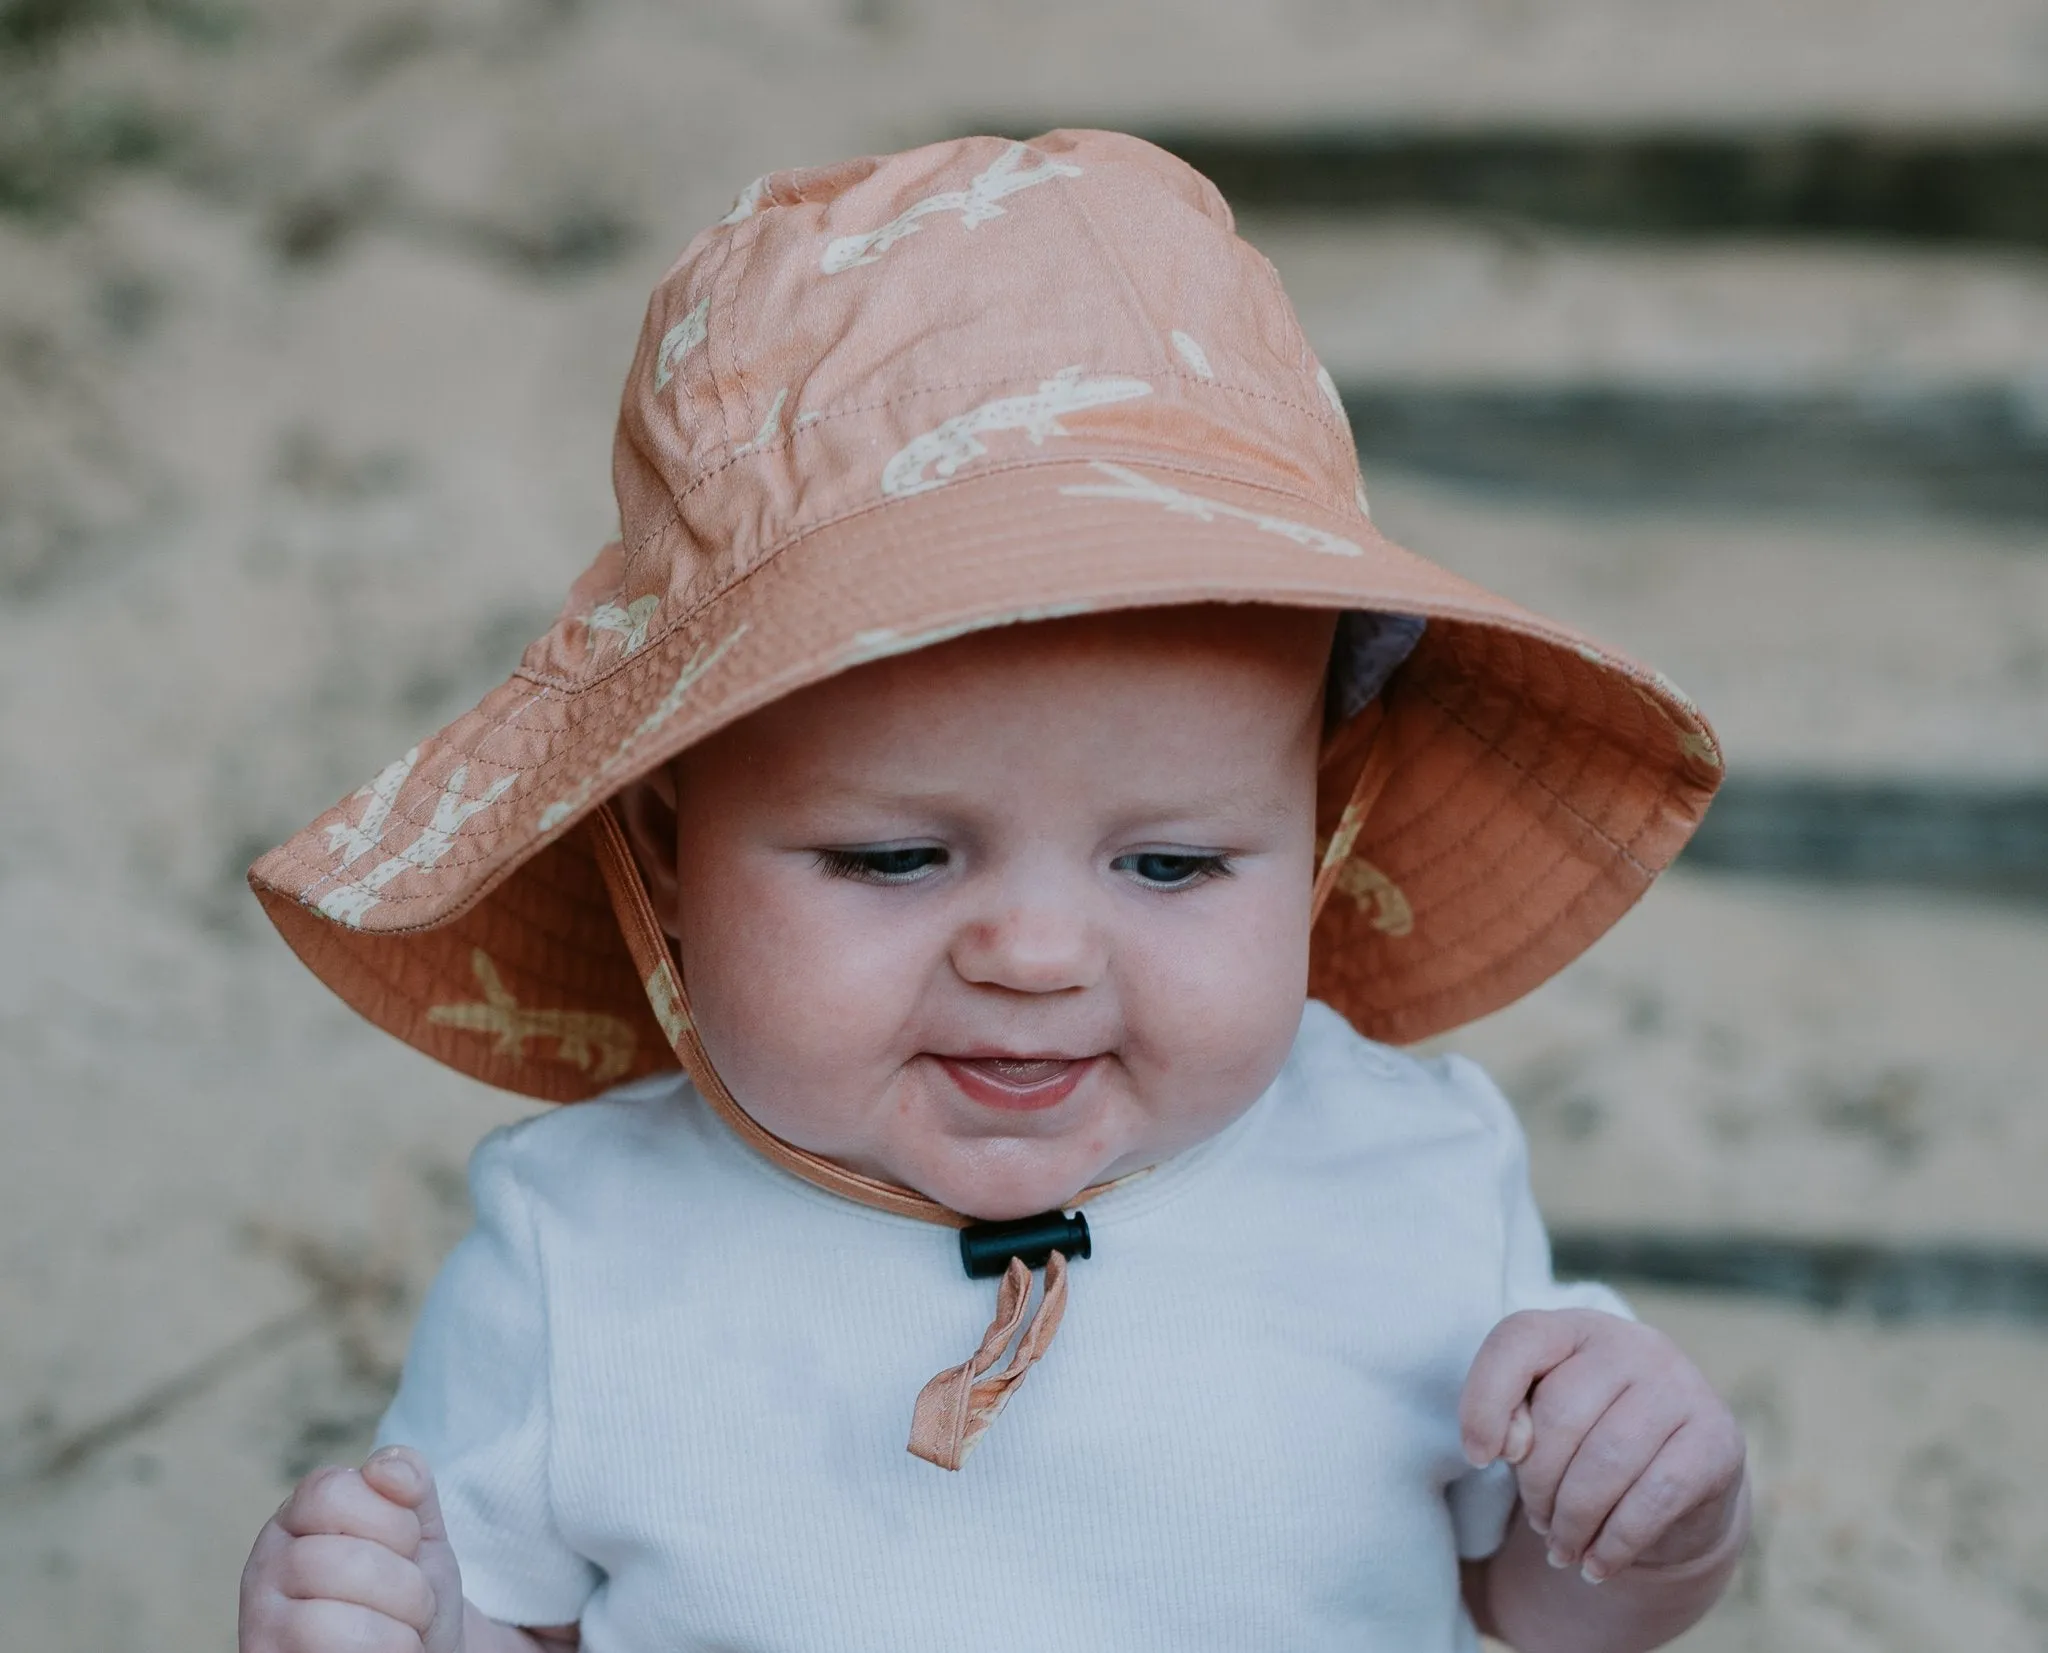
629, 605, 1334, 1220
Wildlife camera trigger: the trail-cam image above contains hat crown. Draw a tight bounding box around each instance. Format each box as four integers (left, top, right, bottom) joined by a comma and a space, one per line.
518, 131, 1361, 686
248, 129, 1722, 1099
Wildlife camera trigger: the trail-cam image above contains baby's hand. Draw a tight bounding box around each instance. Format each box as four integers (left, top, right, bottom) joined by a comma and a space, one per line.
1460, 1309, 1746, 1585
240, 1445, 465, 1653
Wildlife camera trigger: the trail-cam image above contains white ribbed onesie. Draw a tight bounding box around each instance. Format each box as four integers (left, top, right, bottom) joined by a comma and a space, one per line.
377, 999, 1625, 1651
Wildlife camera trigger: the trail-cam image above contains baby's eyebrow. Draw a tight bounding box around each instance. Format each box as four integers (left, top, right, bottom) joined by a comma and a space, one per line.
1107, 792, 1297, 834
800, 777, 1297, 835
1099, 770, 1302, 822
796, 779, 975, 814
770, 781, 978, 835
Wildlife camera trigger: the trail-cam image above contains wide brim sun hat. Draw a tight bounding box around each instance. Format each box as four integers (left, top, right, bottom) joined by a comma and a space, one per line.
251, 127, 1721, 1122
250, 128, 1724, 1469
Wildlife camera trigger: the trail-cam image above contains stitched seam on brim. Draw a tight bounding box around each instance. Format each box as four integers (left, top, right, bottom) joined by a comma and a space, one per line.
1406, 677, 1657, 879
284, 597, 1656, 917
664, 361, 1343, 477
291, 682, 559, 905
280, 504, 1676, 924
523, 450, 1387, 696
622, 369, 1349, 560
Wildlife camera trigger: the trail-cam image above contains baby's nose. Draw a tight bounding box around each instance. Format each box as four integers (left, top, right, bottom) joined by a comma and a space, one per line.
949, 903, 1105, 994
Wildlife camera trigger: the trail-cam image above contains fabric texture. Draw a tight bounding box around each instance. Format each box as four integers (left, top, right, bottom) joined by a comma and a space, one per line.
377, 1003, 1625, 1651
249, 129, 1724, 1105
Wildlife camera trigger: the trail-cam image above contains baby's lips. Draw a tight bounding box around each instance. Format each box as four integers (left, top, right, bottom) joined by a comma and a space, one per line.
956, 1056, 1074, 1085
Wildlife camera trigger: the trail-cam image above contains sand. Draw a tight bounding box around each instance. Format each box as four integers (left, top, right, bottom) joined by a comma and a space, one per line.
3, 1, 2045, 1646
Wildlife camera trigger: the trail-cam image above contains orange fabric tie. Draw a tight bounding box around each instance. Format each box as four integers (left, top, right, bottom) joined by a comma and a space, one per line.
588, 802, 1096, 1469
907, 1251, 1071, 1469
1312, 700, 1397, 924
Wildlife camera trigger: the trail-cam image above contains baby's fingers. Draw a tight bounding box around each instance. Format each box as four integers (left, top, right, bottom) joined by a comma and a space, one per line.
1539, 1386, 1682, 1569
1503, 1355, 1629, 1539
1459, 1310, 1594, 1466
277, 1466, 422, 1558
360, 1448, 464, 1653
278, 1534, 439, 1634
1580, 1419, 1748, 1584
274, 1598, 425, 1653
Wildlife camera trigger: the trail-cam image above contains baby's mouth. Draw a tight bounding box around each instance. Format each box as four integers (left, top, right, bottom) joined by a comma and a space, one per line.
972, 1057, 1070, 1085
934, 1054, 1097, 1111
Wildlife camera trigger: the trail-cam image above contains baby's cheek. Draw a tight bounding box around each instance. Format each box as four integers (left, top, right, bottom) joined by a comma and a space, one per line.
1122, 884, 1310, 1122
686, 893, 930, 1144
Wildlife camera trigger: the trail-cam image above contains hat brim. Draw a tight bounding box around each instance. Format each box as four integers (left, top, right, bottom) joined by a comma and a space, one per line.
251, 453, 1721, 1100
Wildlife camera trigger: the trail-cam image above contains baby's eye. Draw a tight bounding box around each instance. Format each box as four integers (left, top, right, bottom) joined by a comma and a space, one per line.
1112, 850, 1233, 889
816, 845, 948, 884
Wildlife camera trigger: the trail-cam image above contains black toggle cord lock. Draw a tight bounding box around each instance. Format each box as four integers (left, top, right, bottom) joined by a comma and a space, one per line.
958, 1209, 1092, 1279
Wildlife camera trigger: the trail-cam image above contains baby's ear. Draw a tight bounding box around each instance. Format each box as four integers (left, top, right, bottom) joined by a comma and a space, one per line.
614, 766, 684, 939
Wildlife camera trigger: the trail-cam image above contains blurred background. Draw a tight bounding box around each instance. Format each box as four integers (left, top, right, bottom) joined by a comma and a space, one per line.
4, 1, 2047, 1646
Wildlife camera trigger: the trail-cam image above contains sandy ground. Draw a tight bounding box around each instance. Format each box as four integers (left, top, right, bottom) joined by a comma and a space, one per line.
4, 2, 2046, 1648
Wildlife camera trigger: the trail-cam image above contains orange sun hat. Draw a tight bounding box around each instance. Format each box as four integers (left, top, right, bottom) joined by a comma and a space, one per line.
251, 129, 1725, 1469
250, 127, 1722, 1123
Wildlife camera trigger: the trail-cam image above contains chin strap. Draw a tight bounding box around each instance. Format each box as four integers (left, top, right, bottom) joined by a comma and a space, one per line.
584, 700, 1391, 1472
588, 801, 1086, 1470
589, 800, 974, 1226
1311, 700, 1398, 924
907, 1251, 1070, 1469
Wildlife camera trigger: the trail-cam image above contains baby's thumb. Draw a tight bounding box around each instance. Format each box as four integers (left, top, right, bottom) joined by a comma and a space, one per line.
363, 1446, 465, 1652
362, 1445, 429, 1509
362, 1446, 447, 1538
1501, 1402, 1534, 1466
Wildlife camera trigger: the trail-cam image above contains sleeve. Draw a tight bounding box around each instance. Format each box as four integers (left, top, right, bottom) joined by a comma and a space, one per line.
376, 1122, 599, 1627
1435, 1055, 1633, 1562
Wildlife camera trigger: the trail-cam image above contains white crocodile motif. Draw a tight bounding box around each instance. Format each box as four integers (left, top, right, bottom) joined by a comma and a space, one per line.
653, 298, 709, 392
1171, 330, 1216, 379
721, 175, 773, 224
1058, 461, 1362, 558
586, 596, 660, 657
537, 625, 748, 832
312, 758, 517, 927
822, 143, 1081, 274
427, 950, 637, 1084
882, 367, 1151, 497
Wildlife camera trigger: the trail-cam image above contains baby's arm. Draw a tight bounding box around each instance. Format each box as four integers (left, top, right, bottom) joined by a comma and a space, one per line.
1457, 1308, 1749, 1653
239, 1446, 580, 1653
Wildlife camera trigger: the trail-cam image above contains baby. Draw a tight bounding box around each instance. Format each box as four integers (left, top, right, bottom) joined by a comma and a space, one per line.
240, 131, 1746, 1652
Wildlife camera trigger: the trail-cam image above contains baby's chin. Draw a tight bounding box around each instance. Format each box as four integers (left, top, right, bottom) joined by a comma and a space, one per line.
892, 1137, 1126, 1223
885, 1083, 1241, 1220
